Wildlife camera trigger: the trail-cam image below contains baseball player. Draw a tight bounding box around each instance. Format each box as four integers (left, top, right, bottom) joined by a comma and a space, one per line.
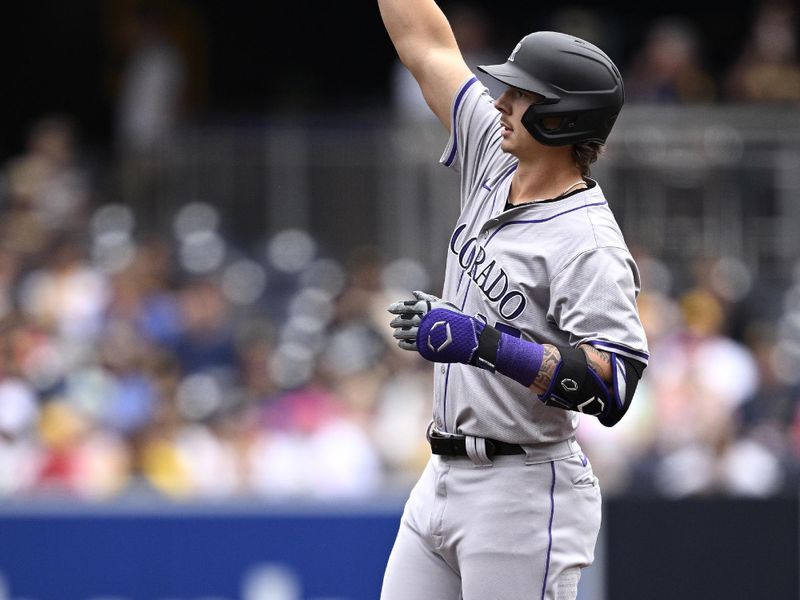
377, 2, 649, 599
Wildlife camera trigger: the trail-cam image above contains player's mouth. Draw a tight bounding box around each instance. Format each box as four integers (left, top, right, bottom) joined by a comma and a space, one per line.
500, 122, 513, 137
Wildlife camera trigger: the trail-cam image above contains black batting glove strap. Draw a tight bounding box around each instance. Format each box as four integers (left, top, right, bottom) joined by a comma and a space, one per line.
473, 324, 501, 372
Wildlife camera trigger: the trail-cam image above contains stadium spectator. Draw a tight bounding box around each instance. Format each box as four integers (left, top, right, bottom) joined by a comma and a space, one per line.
624, 16, 717, 103
0, 248, 22, 322
546, 6, 623, 62
109, 0, 207, 224
722, 0, 800, 103
170, 276, 238, 375
17, 232, 111, 343
113, 1, 188, 156
0, 376, 40, 496
1, 116, 91, 257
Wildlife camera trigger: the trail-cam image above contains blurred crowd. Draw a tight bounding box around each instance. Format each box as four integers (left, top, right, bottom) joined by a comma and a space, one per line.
1, 112, 800, 504
557, 0, 800, 105
623, 0, 800, 104
0, 114, 438, 501
1, 0, 800, 504
577, 253, 800, 498
392, 0, 800, 121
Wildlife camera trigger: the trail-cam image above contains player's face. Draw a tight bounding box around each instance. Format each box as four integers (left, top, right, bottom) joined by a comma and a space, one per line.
494, 87, 551, 156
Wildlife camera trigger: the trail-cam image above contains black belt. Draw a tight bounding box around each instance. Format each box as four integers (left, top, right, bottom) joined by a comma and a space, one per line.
428, 429, 525, 457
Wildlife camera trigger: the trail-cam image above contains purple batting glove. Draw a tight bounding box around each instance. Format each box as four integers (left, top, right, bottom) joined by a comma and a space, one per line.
416, 307, 485, 365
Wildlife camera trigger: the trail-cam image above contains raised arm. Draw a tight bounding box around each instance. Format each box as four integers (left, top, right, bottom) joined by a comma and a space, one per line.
378, 0, 473, 130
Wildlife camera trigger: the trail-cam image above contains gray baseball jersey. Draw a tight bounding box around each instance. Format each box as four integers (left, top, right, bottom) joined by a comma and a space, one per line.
432, 75, 649, 445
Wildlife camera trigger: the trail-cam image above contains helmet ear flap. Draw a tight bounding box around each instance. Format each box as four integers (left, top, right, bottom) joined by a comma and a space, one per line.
522, 102, 619, 146
520, 104, 544, 143
520, 105, 579, 145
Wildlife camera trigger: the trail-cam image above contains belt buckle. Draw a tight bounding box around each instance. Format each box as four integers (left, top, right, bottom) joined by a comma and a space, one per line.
429, 427, 464, 441
427, 425, 468, 457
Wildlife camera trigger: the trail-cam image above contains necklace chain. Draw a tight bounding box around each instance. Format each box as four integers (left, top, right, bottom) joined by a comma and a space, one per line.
507, 180, 587, 207
561, 180, 586, 196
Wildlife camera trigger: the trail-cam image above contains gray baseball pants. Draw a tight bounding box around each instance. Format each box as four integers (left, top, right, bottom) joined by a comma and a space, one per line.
380, 439, 601, 600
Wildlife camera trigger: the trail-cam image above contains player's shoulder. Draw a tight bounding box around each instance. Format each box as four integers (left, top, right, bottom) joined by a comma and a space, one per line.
450, 75, 498, 128
441, 75, 502, 171
534, 182, 623, 242
581, 183, 628, 249
544, 184, 634, 273
546, 180, 626, 252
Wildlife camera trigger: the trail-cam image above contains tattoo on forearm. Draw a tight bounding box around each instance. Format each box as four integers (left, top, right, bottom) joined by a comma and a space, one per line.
533, 345, 561, 394
581, 345, 612, 382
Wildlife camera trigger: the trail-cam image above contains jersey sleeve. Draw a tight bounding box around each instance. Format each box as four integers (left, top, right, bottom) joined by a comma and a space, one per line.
438, 75, 504, 206
548, 247, 650, 365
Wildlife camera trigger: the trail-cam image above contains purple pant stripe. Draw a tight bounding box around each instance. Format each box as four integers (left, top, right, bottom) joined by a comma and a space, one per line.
540, 460, 556, 600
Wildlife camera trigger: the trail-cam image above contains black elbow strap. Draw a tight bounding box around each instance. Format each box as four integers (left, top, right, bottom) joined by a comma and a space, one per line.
538, 345, 646, 427
539, 345, 610, 417
600, 354, 645, 427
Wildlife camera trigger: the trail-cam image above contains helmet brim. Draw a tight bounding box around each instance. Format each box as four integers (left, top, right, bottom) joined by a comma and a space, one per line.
477, 62, 560, 102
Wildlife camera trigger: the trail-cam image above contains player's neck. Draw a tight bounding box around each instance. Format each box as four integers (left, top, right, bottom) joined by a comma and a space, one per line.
508, 160, 585, 205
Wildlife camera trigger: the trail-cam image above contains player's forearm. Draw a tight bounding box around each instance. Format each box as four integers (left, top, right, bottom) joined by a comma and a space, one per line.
531, 344, 612, 396
377, 0, 458, 68
389, 295, 627, 424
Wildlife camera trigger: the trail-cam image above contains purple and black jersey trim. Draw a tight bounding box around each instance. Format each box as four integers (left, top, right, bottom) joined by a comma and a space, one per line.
588, 340, 649, 365
486, 201, 608, 244
443, 76, 479, 168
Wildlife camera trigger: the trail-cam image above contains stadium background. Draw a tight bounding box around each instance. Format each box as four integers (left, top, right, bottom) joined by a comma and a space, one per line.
1, 0, 799, 598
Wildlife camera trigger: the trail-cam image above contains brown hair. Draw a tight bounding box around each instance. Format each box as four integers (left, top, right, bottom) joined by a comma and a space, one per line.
572, 141, 605, 178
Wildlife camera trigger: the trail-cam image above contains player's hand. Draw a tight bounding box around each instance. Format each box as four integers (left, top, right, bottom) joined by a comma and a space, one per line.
388, 291, 459, 350
387, 291, 484, 365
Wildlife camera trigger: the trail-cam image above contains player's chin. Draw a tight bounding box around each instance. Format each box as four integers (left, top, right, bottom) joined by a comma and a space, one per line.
499, 137, 520, 157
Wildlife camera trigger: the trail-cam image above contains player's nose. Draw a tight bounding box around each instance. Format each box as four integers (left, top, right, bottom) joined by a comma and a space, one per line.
494, 89, 512, 113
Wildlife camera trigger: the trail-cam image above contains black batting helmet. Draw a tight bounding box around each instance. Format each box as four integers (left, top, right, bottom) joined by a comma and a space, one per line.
478, 31, 624, 146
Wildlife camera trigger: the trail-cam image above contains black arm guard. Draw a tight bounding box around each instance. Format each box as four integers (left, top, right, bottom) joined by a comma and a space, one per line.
538, 346, 645, 427
604, 353, 645, 427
